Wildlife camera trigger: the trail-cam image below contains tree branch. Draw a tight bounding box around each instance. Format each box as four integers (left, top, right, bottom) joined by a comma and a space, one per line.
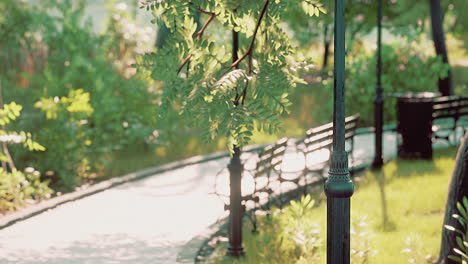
197, 7, 215, 15
177, 8, 217, 74
177, 54, 192, 74
193, 12, 216, 39
229, 0, 270, 72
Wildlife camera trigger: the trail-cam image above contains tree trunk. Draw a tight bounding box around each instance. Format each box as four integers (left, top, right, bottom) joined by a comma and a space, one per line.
429, 0, 453, 96
322, 24, 331, 71
436, 131, 468, 264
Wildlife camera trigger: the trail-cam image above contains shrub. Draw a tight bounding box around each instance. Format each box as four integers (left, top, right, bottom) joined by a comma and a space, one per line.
319, 40, 449, 126
0, 168, 52, 212
2, 0, 158, 190
445, 196, 468, 263
0, 101, 51, 213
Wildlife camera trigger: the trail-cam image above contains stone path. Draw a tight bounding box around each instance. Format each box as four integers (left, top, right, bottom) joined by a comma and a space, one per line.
0, 131, 409, 264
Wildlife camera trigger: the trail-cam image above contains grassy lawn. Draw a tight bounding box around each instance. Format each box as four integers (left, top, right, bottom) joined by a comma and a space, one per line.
208, 147, 458, 264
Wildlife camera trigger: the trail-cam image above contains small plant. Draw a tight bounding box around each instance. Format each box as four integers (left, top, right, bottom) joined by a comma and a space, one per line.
401, 233, 436, 263
228, 195, 322, 263
351, 215, 377, 264
0, 168, 52, 212
445, 196, 468, 263
0, 100, 51, 212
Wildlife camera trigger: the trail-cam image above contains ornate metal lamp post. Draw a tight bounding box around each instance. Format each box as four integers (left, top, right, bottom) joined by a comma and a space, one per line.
227, 29, 245, 257
324, 0, 354, 263
372, 0, 384, 168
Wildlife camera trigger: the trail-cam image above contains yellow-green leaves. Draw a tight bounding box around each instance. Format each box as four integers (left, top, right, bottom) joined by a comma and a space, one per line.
0, 102, 45, 154
301, 0, 327, 17
0, 102, 22, 126
35, 89, 93, 120
63, 89, 94, 116
140, 0, 325, 149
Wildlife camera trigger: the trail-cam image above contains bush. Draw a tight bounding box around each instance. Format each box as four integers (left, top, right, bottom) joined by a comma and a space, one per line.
319, 40, 449, 126
0, 101, 51, 213
2, 0, 157, 190
0, 168, 52, 212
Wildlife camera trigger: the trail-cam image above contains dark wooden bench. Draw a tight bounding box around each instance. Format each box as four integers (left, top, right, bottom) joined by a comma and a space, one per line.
296, 114, 360, 181
432, 95, 468, 143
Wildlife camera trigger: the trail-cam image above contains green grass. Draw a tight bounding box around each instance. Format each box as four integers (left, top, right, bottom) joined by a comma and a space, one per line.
207, 147, 458, 264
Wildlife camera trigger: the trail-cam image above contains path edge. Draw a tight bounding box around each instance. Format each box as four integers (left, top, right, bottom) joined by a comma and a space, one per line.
0, 150, 231, 230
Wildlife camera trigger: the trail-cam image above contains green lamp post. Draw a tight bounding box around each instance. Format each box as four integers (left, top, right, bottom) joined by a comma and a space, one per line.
373, 0, 384, 169
324, 0, 354, 263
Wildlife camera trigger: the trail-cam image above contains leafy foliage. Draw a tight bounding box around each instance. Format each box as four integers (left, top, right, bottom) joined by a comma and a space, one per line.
0, 0, 158, 190
0, 168, 52, 212
0, 102, 45, 162
0, 101, 50, 213
319, 39, 449, 126
138, 0, 323, 151
211, 195, 322, 264
445, 196, 468, 263
209, 195, 375, 263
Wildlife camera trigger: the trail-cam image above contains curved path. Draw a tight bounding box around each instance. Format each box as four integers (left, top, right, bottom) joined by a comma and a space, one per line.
0, 131, 400, 264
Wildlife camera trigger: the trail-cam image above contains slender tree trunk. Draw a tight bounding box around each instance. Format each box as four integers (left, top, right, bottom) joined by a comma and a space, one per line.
436, 132, 468, 264
322, 24, 331, 71
429, 0, 453, 96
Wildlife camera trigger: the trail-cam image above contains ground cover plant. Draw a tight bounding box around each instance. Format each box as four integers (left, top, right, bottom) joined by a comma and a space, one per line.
207, 147, 458, 264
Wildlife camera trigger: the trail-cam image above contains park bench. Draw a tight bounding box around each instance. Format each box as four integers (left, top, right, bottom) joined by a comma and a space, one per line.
212, 115, 361, 232
432, 95, 468, 144
241, 137, 289, 230
212, 137, 289, 231
296, 114, 360, 182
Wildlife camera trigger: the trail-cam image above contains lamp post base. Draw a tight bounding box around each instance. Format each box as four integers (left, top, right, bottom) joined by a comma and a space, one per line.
227, 246, 245, 257
372, 157, 384, 169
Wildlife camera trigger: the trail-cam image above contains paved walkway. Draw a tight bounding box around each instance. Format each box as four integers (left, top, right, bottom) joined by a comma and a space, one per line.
0, 131, 411, 264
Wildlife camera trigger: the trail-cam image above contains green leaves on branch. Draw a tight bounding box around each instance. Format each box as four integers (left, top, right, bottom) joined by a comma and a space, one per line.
0, 102, 45, 162
445, 196, 468, 263
302, 0, 327, 17
34, 89, 94, 120
139, 0, 323, 150
0, 102, 22, 126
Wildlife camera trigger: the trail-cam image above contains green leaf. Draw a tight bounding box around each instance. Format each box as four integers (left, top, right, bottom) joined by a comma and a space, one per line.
448, 255, 463, 262
454, 248, 468, 259
456, 237, 466, 251
457, 202, 468, 220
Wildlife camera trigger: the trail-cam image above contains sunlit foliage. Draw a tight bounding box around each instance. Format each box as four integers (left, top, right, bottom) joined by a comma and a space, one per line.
138, 0, 325, 150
